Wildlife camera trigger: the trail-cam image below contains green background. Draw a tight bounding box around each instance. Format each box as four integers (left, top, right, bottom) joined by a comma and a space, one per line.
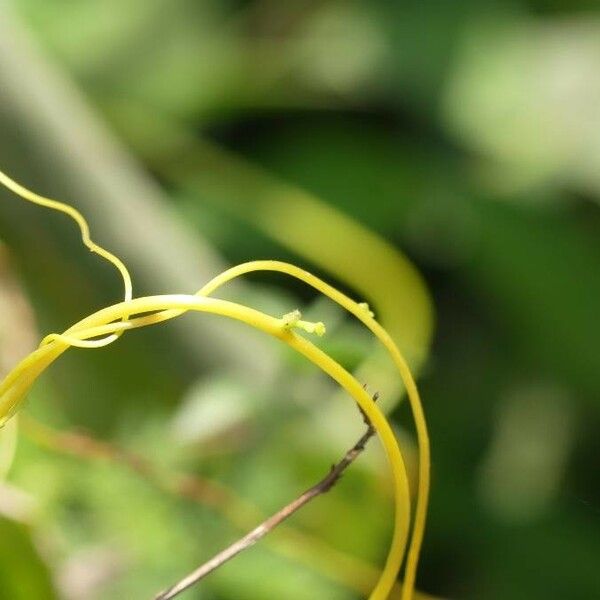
0, 1, 598, 598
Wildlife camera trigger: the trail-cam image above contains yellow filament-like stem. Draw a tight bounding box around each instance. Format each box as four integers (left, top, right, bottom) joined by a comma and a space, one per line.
0, 294, 411, 600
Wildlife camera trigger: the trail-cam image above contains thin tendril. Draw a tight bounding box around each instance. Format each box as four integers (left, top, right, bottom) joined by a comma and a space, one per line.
0, 170, 132, 344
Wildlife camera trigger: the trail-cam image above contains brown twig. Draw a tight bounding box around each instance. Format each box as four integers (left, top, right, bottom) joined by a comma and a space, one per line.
154, 396, 378, 600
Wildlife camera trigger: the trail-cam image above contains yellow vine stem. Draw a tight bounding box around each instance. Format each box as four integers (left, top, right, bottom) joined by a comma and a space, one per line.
0, 170, 132, 347
0, 171, 429, 599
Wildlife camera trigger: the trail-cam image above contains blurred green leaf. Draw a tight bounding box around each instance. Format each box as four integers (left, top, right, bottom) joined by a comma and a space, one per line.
0, 515, 57, 600
464, 200, 600, 398
444, 15, 600, 200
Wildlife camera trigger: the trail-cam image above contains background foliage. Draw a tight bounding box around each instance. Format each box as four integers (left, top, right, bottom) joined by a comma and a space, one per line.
0, 1, 598, 599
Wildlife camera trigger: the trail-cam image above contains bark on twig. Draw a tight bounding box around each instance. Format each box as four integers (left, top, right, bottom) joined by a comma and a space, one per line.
154, 395, 378, 600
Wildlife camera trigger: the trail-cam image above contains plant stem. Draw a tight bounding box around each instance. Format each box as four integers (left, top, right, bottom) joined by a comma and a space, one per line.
154, 420, 376, 600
